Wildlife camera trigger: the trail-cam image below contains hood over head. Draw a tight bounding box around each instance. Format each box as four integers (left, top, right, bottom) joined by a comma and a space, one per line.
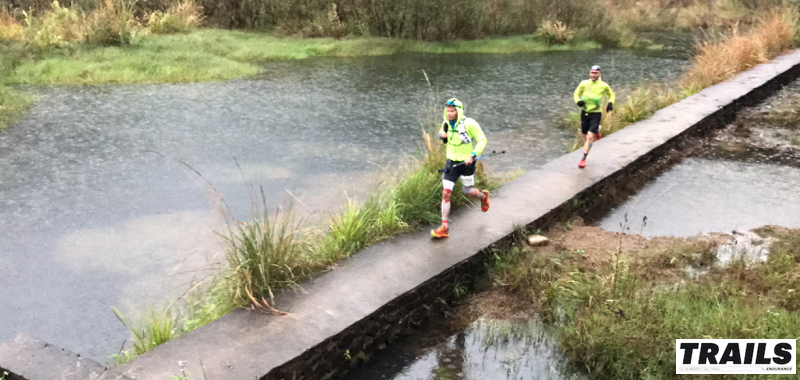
443, 98, 464, 124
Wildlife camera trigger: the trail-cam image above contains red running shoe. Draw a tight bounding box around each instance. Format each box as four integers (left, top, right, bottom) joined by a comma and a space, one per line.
578, 159, 587, 168
431, 225, 449, 238
481, 190, 490, 212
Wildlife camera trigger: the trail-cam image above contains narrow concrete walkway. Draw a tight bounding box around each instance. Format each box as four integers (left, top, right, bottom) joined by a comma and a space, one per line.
4, 49, 800, 380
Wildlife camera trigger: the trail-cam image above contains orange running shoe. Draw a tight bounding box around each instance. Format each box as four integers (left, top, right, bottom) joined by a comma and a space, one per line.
481, 190, 490, 212
578, 159, 587, 168
431, 225, 449, 238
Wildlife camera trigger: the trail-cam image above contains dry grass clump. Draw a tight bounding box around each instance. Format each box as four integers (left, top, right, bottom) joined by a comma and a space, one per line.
535, 20, 574, 45
680, 10, 796, 92
148, 0, 203, 35
0, 8, 23, 40
0, 0, 204, 46
19, 1, 85, 47
0, 0, 142, 46
604, 0, 766, 32
84, 0, 139, 45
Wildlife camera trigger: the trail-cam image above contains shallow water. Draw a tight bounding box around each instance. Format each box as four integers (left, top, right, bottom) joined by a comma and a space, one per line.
342, 318, 586, 380
0, 49, 687, 361
595, 74, 800, 238
595, 156, 800, 237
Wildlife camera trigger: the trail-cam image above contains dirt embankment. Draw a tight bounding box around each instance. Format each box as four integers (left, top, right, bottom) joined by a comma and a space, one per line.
458, 219, 797, 322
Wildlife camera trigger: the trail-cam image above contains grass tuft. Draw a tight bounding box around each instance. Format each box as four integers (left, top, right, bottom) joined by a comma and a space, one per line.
0, 9, 22, 41
0, 84, 34, 130
222, 208, 310, 307
148, 0, 204, 35
112, 306, 178, 364
680, 10, 795, 93
535, 20, 575, 45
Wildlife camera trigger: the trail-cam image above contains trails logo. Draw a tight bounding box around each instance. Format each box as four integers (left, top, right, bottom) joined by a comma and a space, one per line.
676, 339, 796, 374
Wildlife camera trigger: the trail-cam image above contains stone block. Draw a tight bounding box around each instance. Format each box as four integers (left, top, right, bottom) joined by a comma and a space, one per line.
527, 235, 550, 246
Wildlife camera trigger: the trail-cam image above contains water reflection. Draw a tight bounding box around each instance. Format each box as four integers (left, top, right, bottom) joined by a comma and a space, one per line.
595, 157, 800, 237
345, 319, 587, 380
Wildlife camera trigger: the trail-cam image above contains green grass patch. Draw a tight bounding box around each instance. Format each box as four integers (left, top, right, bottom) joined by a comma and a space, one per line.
5, 29, 599, 85
112, 306, 179, 364
0, 84, 34, 130
488, 226, 800, 380
550, 266, 800, 380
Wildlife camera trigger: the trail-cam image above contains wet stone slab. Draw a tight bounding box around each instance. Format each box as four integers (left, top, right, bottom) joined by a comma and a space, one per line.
0, 334, 133, 380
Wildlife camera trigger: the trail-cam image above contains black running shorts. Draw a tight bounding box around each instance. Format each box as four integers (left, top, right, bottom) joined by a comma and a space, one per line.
442, 159, 476, 183
581, 112, 602, 135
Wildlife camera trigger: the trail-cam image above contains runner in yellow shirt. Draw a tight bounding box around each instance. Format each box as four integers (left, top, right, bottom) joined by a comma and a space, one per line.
431, 98, 490, 239
574, 65, 615, 168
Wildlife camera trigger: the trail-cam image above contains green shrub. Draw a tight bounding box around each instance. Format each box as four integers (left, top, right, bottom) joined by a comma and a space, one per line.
20, 1, 83, 48
149, 0, 202, 34
85, 0, 139, 45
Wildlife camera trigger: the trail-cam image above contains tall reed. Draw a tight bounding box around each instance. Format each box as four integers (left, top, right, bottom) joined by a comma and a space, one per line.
680, 10, 796, 93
